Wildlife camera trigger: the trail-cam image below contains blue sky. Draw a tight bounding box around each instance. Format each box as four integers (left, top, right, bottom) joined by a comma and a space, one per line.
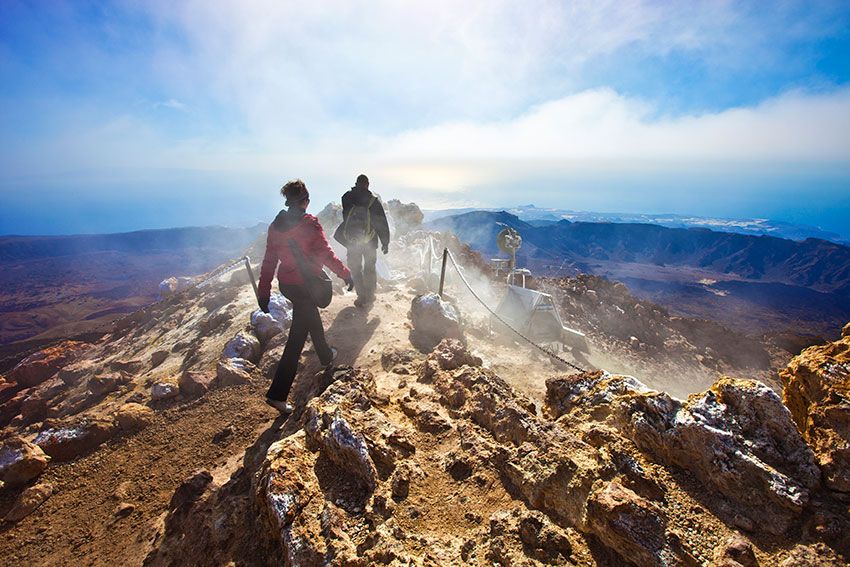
1, 0, 849, 236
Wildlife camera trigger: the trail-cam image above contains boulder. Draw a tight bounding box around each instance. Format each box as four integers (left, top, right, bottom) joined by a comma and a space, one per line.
88, 373, 129, 396
0, 437, 50, 486
115, 403, 155, 431
8, 341, 90, 388
178, 370, 216, 397
544, 371, 647, 421
222, 332, 262, 363
781, 330, 850, 492
151, 382, 179, 401
4, 483, 53, 523
34, 418, 116, 461
150, 350, 169, 368
216, 358, 255, 387
251, 293, 292, 344
430, 338, 482, 373
408, 293, 463, 352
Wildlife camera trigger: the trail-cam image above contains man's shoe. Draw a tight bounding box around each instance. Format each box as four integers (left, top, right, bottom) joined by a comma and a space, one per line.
265, 398, 294, 415
321, 347, 338, 367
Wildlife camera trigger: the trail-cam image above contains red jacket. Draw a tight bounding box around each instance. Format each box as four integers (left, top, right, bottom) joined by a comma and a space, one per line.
258, 210, 351, 301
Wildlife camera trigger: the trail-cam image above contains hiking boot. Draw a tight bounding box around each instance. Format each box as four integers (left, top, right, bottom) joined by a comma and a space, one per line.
265, 398, 294, 415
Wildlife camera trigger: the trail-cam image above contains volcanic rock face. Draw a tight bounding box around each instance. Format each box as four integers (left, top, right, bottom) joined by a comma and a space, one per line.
141, 330, 850, 566
546, 372, 820, 535
8, 340, 90, 388
386, 199, 424, 235
781, 331, 850, 493
249, 343, 682, 565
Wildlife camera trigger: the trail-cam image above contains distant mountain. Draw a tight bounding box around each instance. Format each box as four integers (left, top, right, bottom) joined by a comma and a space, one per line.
0, 224, 266, 263
424, 205, 849, 245
0, 225, 266, 346
429, 211, 850, 293
427, 210, 850, 336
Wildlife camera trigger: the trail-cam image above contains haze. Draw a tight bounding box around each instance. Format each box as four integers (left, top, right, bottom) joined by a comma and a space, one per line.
1, 1, 849, 237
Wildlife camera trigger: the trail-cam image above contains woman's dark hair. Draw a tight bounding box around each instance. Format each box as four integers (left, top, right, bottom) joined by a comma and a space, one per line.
281, 179, 309, 207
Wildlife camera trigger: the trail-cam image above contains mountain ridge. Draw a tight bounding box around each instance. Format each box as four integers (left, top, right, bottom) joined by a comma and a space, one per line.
427, 210, 850, 295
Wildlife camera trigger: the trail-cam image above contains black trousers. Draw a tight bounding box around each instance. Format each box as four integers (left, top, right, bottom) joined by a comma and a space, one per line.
347, 242, 378, 301
266, 284, 333, 402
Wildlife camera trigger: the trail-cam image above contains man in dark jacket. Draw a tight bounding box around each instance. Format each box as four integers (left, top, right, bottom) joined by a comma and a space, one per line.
340, 174, 390, 307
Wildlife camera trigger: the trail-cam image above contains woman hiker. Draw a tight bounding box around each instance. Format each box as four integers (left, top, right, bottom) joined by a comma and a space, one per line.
257, 179, 354, 414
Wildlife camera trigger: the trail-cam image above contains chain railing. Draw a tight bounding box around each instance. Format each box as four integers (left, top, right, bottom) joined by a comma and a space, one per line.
442, 248, 589, 374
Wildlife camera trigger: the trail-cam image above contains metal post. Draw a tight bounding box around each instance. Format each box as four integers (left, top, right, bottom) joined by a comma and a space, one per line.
243, 256, 260, 302
438, 248, 448, 297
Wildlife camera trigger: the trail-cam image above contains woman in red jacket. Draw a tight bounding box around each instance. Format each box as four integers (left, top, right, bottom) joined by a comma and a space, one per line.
258, 180, 354, 414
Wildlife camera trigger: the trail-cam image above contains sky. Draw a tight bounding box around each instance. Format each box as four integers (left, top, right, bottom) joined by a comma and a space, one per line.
1, 0, 849, 236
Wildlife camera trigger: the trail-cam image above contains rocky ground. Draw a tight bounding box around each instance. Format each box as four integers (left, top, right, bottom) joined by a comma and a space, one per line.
0, 219, 848, 566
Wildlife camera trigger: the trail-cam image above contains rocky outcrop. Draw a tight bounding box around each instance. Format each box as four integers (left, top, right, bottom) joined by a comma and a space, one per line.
781, 330, 850, 493
386, 199, 424, 235
546, 372, 820, 535
0, 437, 50, 486
248, 344, 699, 566
8, 341, 90, 388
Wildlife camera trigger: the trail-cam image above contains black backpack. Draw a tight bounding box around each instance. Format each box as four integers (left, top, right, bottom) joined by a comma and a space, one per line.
334, 195, 377, 247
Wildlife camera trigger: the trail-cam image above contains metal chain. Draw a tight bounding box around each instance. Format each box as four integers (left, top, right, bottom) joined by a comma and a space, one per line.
444, 249, 588, 374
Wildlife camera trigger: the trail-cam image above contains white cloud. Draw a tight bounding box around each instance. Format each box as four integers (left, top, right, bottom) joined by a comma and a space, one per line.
143, 0, 800, 138
379, 87, 850, 163
4, 1, 849, 211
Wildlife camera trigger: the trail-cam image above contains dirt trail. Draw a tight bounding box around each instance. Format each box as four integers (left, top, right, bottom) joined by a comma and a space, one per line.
0, 381, 279, 565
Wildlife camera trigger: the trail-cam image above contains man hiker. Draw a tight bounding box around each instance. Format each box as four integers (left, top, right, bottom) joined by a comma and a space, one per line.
337, 174, 390, 307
